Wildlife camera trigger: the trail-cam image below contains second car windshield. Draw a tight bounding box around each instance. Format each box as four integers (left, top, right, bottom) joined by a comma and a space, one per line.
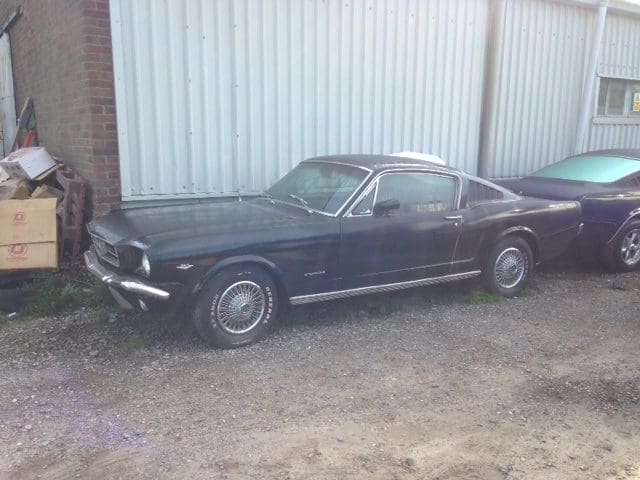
531, 155, 640, 183
266, 162, 368, 214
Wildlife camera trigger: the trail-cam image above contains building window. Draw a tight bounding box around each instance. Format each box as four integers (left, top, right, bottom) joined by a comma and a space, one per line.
597, 77, 640, 117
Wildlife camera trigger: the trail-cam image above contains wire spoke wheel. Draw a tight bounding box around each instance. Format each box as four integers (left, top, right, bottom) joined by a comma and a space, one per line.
215, 281, 266, 334
494, 247, 526, 289
620, 228, 640, 266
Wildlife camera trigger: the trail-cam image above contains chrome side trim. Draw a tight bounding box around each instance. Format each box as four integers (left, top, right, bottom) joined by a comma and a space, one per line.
289, 270, 481, 305
303, 159, 374, 173
84, 248, 171, 301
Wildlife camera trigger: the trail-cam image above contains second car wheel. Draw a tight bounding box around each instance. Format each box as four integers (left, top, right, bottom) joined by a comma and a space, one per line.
193, 264, 279, 349
603, 220, 640, 272
484, 236, 533, 297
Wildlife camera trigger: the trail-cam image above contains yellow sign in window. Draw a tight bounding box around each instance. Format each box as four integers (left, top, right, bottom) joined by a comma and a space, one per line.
634, 92, 640, 112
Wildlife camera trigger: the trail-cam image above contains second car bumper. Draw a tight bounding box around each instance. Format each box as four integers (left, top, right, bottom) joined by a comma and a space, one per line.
84, 248, 171, 301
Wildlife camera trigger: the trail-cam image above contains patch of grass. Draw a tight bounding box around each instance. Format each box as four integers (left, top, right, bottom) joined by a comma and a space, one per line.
4, 273, 120, 323
25, 280, 84, 317
94, 305, 120, 324
366, 294, 420, 316
121, 334, 149, 352
516, 287, 533, 298
464, 290, 505, 305
87, 281, 116, 307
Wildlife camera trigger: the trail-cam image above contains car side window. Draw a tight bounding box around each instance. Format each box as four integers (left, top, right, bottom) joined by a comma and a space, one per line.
375, 173, 456, 215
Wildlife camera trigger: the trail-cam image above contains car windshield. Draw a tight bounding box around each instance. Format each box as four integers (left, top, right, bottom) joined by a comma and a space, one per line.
266, 162, 368, 214
531, 155, 640, 183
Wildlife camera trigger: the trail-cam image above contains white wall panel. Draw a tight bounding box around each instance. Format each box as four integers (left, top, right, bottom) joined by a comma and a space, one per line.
587, 12, 640, 152
111, 0, 488, 200
599, 12, 640, 78
0, 33, 16, 157
487, 0, 595, 178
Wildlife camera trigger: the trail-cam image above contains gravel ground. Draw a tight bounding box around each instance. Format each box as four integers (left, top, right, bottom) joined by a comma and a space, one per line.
1, 261, 639, 480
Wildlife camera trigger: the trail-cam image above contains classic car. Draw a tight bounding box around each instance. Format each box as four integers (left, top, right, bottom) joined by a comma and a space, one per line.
85, 154, 582, 348
497, 149, 640, 271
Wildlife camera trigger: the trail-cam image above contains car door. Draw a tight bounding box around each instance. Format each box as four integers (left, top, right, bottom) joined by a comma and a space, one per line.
338, 170, 462, 289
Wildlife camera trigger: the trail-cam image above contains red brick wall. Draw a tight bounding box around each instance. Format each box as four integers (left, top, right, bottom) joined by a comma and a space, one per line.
0, 0, 120, 217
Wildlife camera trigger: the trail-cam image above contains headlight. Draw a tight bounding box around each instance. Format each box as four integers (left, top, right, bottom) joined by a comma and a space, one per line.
141, 253, 151, 277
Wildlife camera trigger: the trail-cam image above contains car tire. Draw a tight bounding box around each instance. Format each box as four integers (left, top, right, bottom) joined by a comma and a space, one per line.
193, 264, 279, 349
603, 220, 640, 272
483, 236, 533, 297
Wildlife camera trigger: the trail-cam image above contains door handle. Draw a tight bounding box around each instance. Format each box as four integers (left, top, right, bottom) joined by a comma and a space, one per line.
444, 215, 462, 221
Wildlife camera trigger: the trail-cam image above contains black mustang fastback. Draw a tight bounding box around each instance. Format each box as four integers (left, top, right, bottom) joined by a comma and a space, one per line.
86, 155, 582, 348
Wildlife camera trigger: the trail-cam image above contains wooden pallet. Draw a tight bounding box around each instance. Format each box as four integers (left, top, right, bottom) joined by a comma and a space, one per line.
56, 165, 86, 259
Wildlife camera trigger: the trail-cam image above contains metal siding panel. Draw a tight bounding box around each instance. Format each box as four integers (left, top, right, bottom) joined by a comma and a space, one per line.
588, 13, 640, 150
600, 13, 640, 78
588, 124, 640, 150
0, 34, 17, 156
111, 0, 487, 199
587, 13, 640, 152
488, 0, 596, 178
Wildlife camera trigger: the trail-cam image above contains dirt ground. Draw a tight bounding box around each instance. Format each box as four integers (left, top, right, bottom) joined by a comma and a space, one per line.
1, 261, 639, 480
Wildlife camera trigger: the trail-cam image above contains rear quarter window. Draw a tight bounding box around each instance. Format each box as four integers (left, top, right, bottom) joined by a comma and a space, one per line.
468, 181, 503, 206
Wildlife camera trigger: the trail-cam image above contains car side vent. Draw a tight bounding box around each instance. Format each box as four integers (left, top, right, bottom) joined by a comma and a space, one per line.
468, 181, 503, 206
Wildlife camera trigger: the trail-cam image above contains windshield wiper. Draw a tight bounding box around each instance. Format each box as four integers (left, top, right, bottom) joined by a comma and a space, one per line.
288, 194, 313, 214
259, 192, 275, 204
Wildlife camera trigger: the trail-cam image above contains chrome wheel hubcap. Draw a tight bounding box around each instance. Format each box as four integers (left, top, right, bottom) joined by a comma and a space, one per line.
495, 247, 526, 289
620, 229, 640, 266
216, 281, 266, 334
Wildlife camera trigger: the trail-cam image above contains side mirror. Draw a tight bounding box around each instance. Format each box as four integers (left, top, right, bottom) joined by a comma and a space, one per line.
373, 198, 400, 216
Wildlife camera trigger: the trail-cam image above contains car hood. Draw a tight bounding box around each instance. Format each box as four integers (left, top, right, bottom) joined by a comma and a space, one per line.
88, 198, 310, 246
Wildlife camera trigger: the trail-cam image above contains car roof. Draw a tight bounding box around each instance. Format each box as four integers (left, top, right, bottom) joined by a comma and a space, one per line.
574, 149, 640, 161
303, 154, 461, 174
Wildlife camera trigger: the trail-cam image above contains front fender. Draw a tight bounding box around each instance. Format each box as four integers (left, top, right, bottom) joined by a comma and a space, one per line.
192, 254, 286, 296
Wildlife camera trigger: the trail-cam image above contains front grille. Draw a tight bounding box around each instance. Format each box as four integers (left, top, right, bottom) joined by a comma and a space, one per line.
91, 234, 120, 267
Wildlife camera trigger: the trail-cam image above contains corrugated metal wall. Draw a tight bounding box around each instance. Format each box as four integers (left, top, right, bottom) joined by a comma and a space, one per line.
111, 0, 488, 200
486, 4, 640, 178
0, 33, 16, 157
587, 12, 640, 151
599, 12, 640, 78
486, 0, 595, 178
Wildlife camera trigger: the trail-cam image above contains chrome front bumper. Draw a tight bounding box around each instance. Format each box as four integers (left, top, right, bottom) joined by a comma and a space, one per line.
84, 248, 171, 301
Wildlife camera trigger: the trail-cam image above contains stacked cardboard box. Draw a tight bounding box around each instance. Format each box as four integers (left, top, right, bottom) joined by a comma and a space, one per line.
0, 148, 61, 271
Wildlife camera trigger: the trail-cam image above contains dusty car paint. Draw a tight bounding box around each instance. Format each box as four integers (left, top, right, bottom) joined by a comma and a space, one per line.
86, 155, 582, 311
496, 149, 640, 251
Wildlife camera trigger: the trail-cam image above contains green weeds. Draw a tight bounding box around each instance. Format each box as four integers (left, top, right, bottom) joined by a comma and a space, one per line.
121, 334, 149, 352
6, 273, 118, 320
464, 290, 505, 305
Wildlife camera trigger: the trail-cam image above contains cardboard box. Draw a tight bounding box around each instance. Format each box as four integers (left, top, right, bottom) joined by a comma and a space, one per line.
0, 178, 31, 200
31, 184, 64, 201
0, 198, 58, 270
0, 147, 57, 180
